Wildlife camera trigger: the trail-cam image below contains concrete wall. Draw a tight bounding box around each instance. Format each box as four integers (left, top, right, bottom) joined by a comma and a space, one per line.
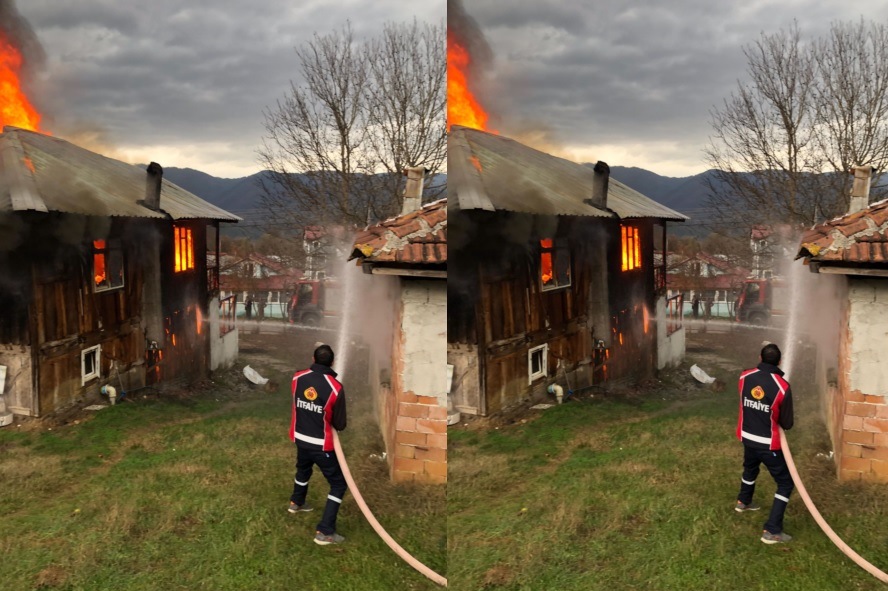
835, 278, 888, 482
208, 295, 238, 371
656, 296, 685, 370
390, 279, 447, 484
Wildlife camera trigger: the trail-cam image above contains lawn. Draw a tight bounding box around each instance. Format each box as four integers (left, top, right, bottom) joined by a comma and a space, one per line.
0, 327, 446, 591
447, 327, 888, 591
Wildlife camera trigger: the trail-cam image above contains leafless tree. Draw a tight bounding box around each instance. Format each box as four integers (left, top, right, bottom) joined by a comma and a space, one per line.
705, 20, 888, 238
258, 20, 446, 250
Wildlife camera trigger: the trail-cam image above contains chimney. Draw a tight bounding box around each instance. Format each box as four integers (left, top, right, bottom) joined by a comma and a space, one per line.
401, 166, 426, 216
145, 162, 163, 211
848, 165, 874, 215
588, 160, 610, 209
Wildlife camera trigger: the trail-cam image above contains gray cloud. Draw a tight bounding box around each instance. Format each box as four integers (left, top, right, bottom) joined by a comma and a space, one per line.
467, 0, 888, 175
17, 0, 444, 176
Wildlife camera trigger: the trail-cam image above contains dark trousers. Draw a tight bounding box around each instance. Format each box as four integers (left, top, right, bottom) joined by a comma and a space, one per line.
737, 445, 794, 534
291, 446, 347, 535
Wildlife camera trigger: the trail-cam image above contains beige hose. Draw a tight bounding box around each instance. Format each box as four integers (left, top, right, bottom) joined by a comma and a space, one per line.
333, 430, 448, 587
779, 428, 888, 584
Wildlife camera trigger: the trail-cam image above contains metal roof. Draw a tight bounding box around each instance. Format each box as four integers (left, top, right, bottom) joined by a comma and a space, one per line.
449, 126, 688, 221
0, 126, 240, 222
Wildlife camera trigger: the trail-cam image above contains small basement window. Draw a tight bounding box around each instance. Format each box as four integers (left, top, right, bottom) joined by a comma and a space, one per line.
540, 238, 571, 291
174, 225, 195, 272
81, 345, 101, 386
621, 225, 641, 271
93, 240, 125, 292
528, 344, 548, 385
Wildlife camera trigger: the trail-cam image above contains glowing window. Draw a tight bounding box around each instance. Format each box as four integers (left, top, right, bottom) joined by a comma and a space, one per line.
174, 226, 195, 272
621, 225, 642, 272
93, 240, 125, 292
540, 238, 571, 291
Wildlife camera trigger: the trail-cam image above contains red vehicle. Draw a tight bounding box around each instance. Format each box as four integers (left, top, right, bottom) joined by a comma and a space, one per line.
735, 277, 788, 325
287, 279, 340, 325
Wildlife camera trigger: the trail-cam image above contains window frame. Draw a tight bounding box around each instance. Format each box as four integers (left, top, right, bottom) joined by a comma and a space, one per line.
539, 238, 572, 292
174, 225, 195, 273
93, 240, 125, 293
621, 224, 642, 272
528, 344, 548, 385
81, 345, 101, 386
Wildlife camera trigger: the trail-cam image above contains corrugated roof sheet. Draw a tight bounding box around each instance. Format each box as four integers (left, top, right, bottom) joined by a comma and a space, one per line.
448, 126, 688, 221
350, 198, 447, 266
0, 126, 240, 222
797, 198, 888, 265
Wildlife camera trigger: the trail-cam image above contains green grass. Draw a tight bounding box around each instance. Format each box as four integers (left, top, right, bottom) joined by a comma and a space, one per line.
0, 332, 445, 591
448, 329, 888, 590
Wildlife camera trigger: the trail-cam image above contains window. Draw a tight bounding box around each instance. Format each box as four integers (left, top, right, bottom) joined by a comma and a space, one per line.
621, 225, 641, 271
528, 344, 548, 385
93, 240, 125, 292
540, 238, 571, 291
81, 345, 101, 385
174, 225, 194, 272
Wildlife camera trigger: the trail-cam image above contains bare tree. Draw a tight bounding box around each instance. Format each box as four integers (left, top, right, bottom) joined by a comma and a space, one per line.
705, 20, 888, 238
258, 20, 446, 249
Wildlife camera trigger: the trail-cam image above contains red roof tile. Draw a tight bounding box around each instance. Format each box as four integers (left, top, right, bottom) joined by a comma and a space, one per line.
350, 199, 447, 267
798, 198, 888, 265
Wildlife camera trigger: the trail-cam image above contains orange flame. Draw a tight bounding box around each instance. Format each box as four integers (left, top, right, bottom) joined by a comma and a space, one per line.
447, 31, 492, 132
196, 306, 203, 336
0, 32, 43, 132
93, 240, 106, 286
643, 305, 649, 334
540, 238, 553, 285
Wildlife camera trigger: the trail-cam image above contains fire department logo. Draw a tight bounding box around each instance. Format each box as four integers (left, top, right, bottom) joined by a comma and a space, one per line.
304, 387, 318, 401
751, 386, 765, 401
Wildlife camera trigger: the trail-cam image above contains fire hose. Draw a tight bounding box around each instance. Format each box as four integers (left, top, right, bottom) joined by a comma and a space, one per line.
779, 428, 888, 584
332, 431, 448, 587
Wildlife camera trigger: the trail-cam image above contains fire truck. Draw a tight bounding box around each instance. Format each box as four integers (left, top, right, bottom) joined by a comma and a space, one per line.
287, 278, 341, 325
735, 276, 789, 325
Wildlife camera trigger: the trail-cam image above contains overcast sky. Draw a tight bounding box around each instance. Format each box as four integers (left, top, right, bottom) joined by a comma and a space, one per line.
462, 0, 888, 177
16, 0, 444, 178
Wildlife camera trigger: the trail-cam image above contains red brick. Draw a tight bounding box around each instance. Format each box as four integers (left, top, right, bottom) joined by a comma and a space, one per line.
415, 447, 447, 462
846, 402, 877, 417
427, 433, 447, 449
398, 391, 419, 403
846, 390, 867, 403
870, 460, 888, 478
876, 406, 888, 419
864, 418, 888, 433
415, 471, 446, 485
392, 470, 415, 483
395, 416, 416, 432
395, 444, 416, 459
864, 395, 886, 404
861, 447, 888, 462
393, 456, 424, 474
874, 433, 888, 447
844, 415, 864, 431
399, 403, 429, 418
428, 406, 448, 420
424, 460, 447, 479
844, 430, 874, 445
841, 456, 872, 472
416, 395, 438, 405
840, 469, 863, 481
843, 443, 863, 458
416, 418, 447, 434
396, 431, 428, 446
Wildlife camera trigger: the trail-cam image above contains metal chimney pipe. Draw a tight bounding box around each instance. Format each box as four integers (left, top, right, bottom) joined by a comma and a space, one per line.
145, 162, 163, 211
401, 166, 426, 216
848, 165, 874, 214
590, 160, 610, 209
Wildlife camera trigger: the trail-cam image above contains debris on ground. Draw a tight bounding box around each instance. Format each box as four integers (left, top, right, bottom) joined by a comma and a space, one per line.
243, 365, 269, 386
690, 364, 716, 384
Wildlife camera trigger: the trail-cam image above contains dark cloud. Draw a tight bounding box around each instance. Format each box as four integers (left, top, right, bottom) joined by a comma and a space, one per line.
17, 0, 444, 176
468, 0, 888, 175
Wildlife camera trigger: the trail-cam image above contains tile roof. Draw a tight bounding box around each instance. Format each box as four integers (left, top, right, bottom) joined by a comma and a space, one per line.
350, 199, 446, 266
797, 198, 888, 265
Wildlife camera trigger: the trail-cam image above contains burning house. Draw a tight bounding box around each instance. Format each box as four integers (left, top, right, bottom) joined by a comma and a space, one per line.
448, 126, 688, 416
797, 166, 888, 483
350, 167, 447, 483
0, 127, 240, 416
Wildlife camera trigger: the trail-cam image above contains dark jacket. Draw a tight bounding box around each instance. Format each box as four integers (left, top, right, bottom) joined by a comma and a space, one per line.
289, 363, 346, 452
736, 362, 793, 450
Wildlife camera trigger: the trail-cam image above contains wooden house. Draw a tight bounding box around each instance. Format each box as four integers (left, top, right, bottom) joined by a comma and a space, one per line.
448, 126, 687, 416
0, 126, 240, 416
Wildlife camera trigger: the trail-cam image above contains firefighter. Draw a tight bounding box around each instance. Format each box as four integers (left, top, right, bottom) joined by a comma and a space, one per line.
734, 343, 795, 544
287, 344, 348, 545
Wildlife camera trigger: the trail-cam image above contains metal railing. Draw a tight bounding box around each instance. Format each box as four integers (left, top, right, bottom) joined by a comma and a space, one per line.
666, 293, 683, 336
219, 295, 236, 337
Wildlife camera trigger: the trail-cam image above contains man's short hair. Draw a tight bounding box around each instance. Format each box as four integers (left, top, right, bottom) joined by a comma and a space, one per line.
761, 343, 781, 366
314, 344, 335, 367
